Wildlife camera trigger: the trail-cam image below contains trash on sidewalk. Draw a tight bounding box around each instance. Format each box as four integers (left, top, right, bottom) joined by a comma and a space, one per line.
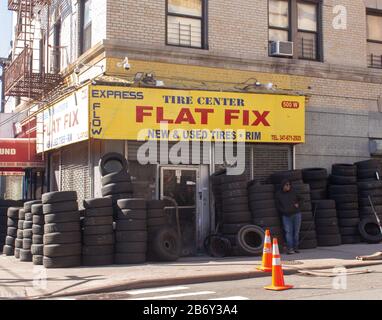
356, 252, 382, 261
297, 269, 374, 277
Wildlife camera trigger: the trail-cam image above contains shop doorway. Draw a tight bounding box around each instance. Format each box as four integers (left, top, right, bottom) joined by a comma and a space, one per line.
160, 166, 207, 256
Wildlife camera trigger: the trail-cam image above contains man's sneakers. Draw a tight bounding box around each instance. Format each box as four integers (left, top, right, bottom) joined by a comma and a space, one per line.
294, 249, 300, 254
287, 249, 295, 255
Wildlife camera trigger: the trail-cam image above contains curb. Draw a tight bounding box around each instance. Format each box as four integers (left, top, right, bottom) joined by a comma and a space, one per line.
31, 260, 382, 299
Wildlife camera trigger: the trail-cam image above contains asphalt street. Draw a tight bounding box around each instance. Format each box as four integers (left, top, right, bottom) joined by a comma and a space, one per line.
68, 264, 382, 300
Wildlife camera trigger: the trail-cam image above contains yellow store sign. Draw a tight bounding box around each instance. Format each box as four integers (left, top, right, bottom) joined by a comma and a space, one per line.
89, 86, 305, 143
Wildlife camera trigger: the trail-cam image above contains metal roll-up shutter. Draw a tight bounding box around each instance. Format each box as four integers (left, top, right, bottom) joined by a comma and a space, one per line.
252, 144, 292, 183
60, 141, 90, 207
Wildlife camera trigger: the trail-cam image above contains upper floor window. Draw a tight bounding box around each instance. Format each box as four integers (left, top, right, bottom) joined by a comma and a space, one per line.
166, 0, 207, 49
268, 0, 321, 61
80, 0, 92, 54
367, 10, 382, 68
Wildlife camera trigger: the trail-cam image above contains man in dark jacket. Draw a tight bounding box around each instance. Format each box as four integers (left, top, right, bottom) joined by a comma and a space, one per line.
275, 179, 302, 254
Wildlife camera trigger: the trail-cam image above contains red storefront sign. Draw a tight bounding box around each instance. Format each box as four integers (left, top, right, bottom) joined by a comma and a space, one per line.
0, 138, 44, 168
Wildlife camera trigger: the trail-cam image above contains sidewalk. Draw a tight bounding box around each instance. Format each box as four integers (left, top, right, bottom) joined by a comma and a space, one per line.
0, 243, 381, 299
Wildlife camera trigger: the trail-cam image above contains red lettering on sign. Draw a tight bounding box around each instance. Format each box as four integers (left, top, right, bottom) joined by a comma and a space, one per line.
175, 108, 196, 124
194, 108, 214, 124
225, 110, 240, 125
251, 111, 270, 126
157, 107, 174, 124
136, 106, 153, 122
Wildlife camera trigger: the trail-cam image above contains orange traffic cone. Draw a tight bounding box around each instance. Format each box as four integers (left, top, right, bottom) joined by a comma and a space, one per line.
264, 238, 293, 291
257, 229, 272, 272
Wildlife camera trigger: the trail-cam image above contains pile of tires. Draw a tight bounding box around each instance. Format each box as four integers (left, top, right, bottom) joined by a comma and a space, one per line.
100, 153, 133, 211
20, 201, 41, 262
329, 164, 361, 244
14, 209, 25, 259
312, 200, 341, 246
247, 183, 284, 247
355, 159, 382, 182
115, 199, 147, 264
31, 204, 44, 265
3, 207, 20, 256
42, 191, 81, 268
271, 170, 317, 249
219, 174, 252, 255
211, 170, 225, 225
82, 198, 114, 266
302, 168, 329, 200
0, 200, 23, 249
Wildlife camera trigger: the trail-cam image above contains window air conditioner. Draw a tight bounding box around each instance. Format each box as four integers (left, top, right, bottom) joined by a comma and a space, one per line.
270, 41, 293, 57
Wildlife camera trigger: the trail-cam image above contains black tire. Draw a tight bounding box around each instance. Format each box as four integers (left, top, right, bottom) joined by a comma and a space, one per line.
99, 152, 128, 177
331, 164, 357, 176
43, 202, 78, 214
19, 249, 32, 262
330, 194, 357, 203
15, 238, 23, 248
359, 196, 382, 207
24, 212, 33, 221
14, 248, 20, 259
222, 189, 248, 199
222, 211, 251, 224
299, 201, 312, 212
23, 221, 33, 229
117, 209, 147, 220
32, 235, 43, 244
357, 168, 381, 179
115, 241, 147, 253
147, 200, 166, 210
44, 212, 80, 224
220, 174, 247, 185
354, 159, 381, 170
116, 219, 147, 231
310, 189, 327, 200
307, 180, 327, 189
5, 236, 15, 246
147, 209, 165, 218
115, 231, 147, 242
148, 227, 180, 262
7, 227, 17, 237
44, 222, 81, 234
302, 168, 328, 181
339, 227, 359, 236
316, 226, 340, 235
43, 232, 81, 245
248, 192, 275, 202
42, 191, 77, 204
24, 200, 42, 212
359, 206, 382, 215
251, 208, 279, 218
301, 221, 316, 230
83, 234, 114, 246
33, 255, 43, 265
23, 229, 33, 239
101, 182, 133, 197
82, 254, 114, 266
3, 245, 14, 256
359, 189, 382, 197
83, 216, 113, 227
252, 217, 281, 227
84, 207, 113, 218
341, 235, 361, 244
43, 255, 81, 268
32, 225, 44, 235
291, 184, 310, 194
104, 193, 134, 203
114, 253, 146, 265
357, 181, 382, 190
358, 218, 382, 243
298, 239, 317, 249
337, 210, 360, 219
101, 171, 131, 186
329, 185, 357, 195
147, 217, 168, 228
18, 209, 25, 220
247, 184, 274, 194
31, 204, 43, 215
249, 200, 275, 210
338, 218, 360, 227
43, 243, 82, 257
301, 211, 314, 222
311, 200, 336, 210
82, 245, 114, 256
83, 225, 113, 236
33, 215, 44, 224
117, 198, 146, 210
31, 244, 43, 255
222, 204, 249, 213
314, 209, 337, 219
300, 230, 317, 240
204, 235, 231, 258
329, 175, 356, 185
270, 170, 302, 184
220, 181, 248, 191
222, 197, 248, 207
336, 202, 358, 210
83, 198, 113, 209
315, 217, 338, 227
236, 225, 264, 255
317, 234, 342, 246
7, 207, 20, 219
18, 220, 24, 229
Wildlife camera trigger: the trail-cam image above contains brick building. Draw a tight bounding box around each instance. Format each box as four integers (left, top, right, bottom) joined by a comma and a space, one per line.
2, 0, 382, 253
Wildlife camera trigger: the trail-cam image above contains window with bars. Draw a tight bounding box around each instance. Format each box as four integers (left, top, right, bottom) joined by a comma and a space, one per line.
166, 0, 207, 49
367, 11, 382, 69
268, 0, 321, 61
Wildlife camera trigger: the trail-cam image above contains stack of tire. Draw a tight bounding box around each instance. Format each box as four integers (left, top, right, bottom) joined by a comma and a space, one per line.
248, 183, 284, 247
14, 209, 25, 259
329, 164, 361, 244
82, 198, 114, 266
355, 159, 382, 244
219, 174, 253, 256
0, 200, 22, 248
31, 204, 44, 265
115, 198, 147, 264
3, 207, 20, 256
211, 169, 226, 225
100, 153, 133, 214
42, 191, 81, 268
312, 199, 341, 246
302, 168, 329, 200
20, 201, 41, 262
270, 170, 317, 250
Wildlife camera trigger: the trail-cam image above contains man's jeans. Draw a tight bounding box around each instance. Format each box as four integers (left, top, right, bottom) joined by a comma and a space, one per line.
282, 213, 302, 250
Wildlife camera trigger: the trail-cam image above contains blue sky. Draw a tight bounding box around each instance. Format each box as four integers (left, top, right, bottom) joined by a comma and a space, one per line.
0, 2, 12, 58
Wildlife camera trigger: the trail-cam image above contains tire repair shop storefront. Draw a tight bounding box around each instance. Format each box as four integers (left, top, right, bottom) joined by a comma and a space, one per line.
37, 84, 305, 256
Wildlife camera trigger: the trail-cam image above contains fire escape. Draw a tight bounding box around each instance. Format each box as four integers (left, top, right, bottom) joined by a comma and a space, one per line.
4, 0, 62, 100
